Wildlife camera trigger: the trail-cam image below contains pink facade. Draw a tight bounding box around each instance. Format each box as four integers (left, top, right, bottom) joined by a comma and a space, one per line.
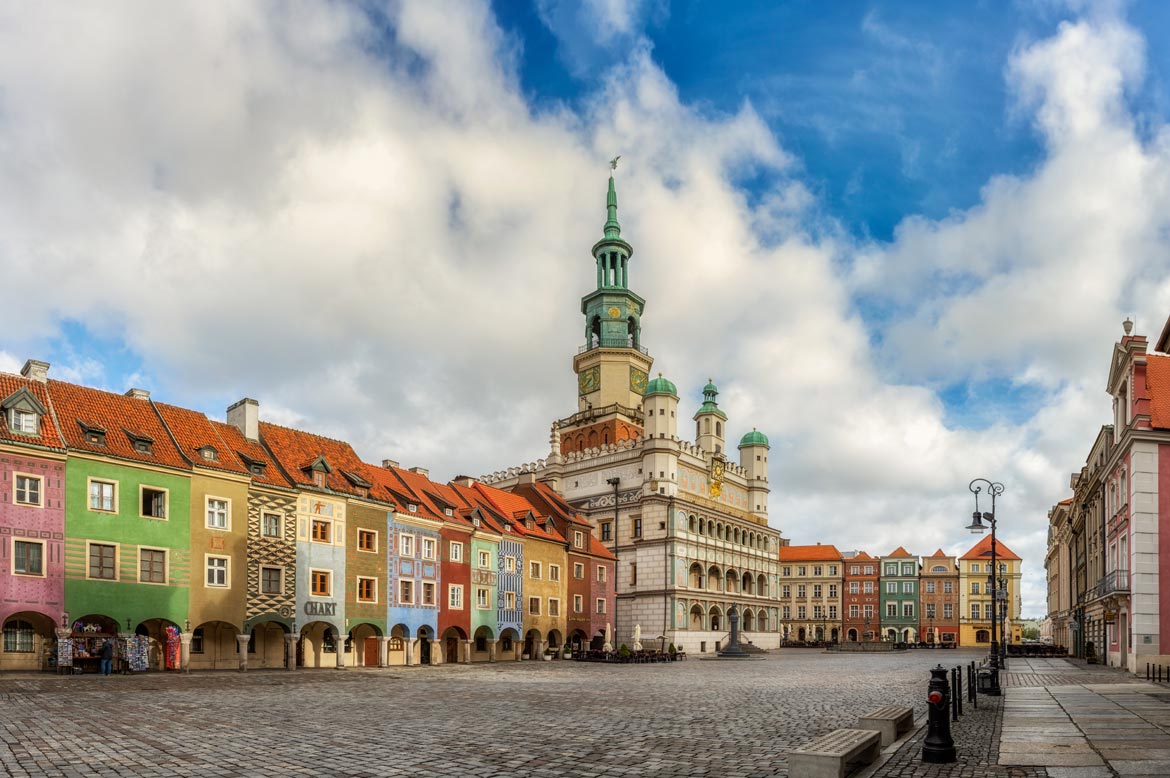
0, 449, 66, 626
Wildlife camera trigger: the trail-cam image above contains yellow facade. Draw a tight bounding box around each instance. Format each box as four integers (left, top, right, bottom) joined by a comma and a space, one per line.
519, 532, 568, 656
958, 555, 1022, 648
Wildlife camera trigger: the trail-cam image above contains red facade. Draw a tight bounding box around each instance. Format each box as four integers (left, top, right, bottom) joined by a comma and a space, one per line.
842, 551, 879, 641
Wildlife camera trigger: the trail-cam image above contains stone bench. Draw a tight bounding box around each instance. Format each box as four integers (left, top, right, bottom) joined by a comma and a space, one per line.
788, 728, 881, 778
857, 705, 914, 746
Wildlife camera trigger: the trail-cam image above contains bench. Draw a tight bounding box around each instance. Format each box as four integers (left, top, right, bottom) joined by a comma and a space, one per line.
788, 728, 881, 778
857, 705, 914, 746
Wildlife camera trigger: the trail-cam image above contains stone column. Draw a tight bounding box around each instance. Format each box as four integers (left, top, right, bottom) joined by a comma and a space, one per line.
535, 639, 545, 659
180, 631, 193, 674
236, 635, 250, 672
514, 642, 522, 661
405, 639, 415, 666
284, 633, 299, 671
335, 632, 347, 669
489, 639, 498, 663
462, 639, 472, 664
379, 636, 391, 667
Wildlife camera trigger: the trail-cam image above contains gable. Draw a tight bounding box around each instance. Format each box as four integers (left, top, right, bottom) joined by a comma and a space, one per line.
1, 387, 47, 416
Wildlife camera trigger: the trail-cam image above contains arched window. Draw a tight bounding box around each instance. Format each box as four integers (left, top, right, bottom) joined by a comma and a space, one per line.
688, 516, 696, 533
715, 421, 721, 437
704, 418, 711, 433
2, 619, 34, 653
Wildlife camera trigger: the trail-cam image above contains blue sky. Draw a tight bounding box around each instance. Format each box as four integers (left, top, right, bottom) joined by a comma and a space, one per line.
4, 1, 1170, 616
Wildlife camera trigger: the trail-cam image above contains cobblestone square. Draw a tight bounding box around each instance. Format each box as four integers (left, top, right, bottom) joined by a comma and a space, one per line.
0, 650, 989, 778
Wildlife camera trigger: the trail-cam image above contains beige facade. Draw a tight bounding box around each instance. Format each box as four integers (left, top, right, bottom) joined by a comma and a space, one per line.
777, 546, 843, 642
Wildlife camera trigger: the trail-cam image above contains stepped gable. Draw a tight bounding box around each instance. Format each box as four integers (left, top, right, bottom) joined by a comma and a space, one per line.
0, 371, 64, 449
210, 419, 293, 488
778, 544, 842, 562
1146, 354, 1170, 428
960, 534, 1021, 561
257, 421, 371, 498
153, 401, 248, 475
49, 379, 188, 469
887, 545, 914, 558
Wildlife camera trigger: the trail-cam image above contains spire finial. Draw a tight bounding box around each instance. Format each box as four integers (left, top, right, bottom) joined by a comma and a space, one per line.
603, 162, 621, 239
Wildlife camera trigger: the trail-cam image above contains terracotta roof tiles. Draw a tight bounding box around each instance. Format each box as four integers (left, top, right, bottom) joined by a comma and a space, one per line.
153, 402, 249, 476
1149, 354, 1170, 428
886, 546, 914, 558
778, 544, 843, 562
209, 420, 293, 489
0, 372, 65, 450
258, 422, 370, 497
960, 534, 1021, 561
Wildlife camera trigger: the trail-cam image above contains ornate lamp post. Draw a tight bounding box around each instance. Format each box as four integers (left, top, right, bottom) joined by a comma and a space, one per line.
967, 478, 1004, 694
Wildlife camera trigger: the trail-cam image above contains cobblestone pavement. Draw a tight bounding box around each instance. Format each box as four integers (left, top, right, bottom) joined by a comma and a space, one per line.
0, 650, 1151, 772
0, 649, 981, 778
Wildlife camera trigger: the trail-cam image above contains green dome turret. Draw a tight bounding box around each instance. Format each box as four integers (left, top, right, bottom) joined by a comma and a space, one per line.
694, 378, 727, 420
738, 428, 769, 449
643, 373, 677, 398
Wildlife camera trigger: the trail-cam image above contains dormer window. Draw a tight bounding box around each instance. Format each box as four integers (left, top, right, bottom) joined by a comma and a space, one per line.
313, 471, 325, 487
198, 446, 218, 462
2, 388, 47, 436
408, 504, 417, 513
78, 421, 107, 447
574, 530, 584, 548
9, 409, 38, 435
445, 507, 453, 517
356, 487, 367, 498
249, 463, 266, 477
124, 430, 154, 456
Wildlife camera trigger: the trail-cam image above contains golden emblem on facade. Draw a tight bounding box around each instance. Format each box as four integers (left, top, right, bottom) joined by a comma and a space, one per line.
709, 456, 725, 497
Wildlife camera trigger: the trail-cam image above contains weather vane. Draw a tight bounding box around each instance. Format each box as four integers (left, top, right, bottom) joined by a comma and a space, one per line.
609, 155, 621, 171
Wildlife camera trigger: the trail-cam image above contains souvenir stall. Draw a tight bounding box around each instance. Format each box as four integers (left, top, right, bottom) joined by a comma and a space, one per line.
58, 617, 120, 674
132, 621, 181, 671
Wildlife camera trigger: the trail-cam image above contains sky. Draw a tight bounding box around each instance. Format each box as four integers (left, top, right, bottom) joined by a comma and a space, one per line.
3, 0, 1170, 618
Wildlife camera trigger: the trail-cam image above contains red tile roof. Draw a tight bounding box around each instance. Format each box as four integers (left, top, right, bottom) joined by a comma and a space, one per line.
258, 422, 372, 497
930, 548, 948, 558
0, 372, 65, 450
960, 534, 1021, 561
48, 380, 189, 469
886, 546, 914, 558
778, 544, 843, 562
209, 420, 293, 489
1148, 354, 1170, 428
851, 551, 875, 561
471, 482, 563, 543
153, 402, 249, 476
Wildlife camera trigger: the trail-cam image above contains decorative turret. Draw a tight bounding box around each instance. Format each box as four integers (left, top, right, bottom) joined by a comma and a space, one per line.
642, 373, 679, 497
738, 427, 770, 519
572, 165, 653, 415
693, 379, 727, 455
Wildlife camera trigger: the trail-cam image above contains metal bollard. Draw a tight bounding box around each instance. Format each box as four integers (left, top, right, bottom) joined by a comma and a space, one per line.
922, 665, 957, 763
955, 666, 963, 717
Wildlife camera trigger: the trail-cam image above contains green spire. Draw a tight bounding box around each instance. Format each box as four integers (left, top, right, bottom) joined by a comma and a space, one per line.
603, 175, 621, 239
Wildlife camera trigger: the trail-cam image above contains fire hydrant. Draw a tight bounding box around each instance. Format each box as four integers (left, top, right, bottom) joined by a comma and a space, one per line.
922, 665, 957, 763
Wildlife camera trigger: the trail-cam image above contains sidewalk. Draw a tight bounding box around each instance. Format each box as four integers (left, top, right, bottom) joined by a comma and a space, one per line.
868, 658, 1170, 778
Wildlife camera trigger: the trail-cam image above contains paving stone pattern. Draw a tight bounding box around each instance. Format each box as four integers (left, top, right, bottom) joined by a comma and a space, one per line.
0, 650, 969, 778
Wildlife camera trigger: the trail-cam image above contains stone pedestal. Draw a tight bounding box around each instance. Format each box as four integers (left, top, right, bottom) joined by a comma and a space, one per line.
284, 633, 299, 671
180, 632, 193, 674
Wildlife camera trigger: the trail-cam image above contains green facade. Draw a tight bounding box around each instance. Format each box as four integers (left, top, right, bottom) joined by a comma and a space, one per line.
878, 555, 919, 639
64, 456, 191, 629
470, 535, 499, 638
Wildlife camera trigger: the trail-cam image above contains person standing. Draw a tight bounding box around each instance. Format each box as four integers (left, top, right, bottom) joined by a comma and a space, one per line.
99, 638, 114, 676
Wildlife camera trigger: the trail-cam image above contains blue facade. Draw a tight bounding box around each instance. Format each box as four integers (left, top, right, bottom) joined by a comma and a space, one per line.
295, 494, 346, 635
497, 537, 524, 638
387, 514, 440, 638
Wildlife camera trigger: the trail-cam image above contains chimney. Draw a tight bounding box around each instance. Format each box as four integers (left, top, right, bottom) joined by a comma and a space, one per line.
382, 459, 399, 470
226, 398, 259, 441
20, 360, 49, 383
125, 388, 151, 401
517, 472, 536, 485
452, 475, 476, 487
410, 466, 429, 478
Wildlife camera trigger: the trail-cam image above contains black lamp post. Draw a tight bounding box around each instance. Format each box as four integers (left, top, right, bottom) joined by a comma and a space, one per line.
607, 477, 620, 650
967, 478, 1004, 695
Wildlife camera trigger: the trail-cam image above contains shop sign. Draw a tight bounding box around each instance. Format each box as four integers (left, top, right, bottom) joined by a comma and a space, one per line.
304, 601, 337, 617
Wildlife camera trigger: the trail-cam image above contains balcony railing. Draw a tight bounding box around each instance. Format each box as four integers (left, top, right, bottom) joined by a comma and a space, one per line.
1088, 569, 1129, 601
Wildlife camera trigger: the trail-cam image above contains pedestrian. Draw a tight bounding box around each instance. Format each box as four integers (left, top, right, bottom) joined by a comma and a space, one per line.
99, 637, 114, 676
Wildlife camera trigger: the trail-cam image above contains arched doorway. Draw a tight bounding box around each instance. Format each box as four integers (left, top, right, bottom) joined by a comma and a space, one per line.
830, 628, 838, 643
500, 628, 520, 658
886, 628, 898, 642
349, 622, 383, 667
388, 624, 410, 666
1, 611, 56, 671
297, 621, 339, 668
976, 629, 990, 643
797, 627, 806, 641
546, 630, 562, 654
709, 606, 723, 633
134, 618, 183, 671
417, 626, 432, 665
473, 626, 495, 662
568, 629, 588, 653
248, 620, 289, 669
847, 628, 858, 642
523, 629, 541, 660
190, 621, 239, 671
441, 626, 466, 665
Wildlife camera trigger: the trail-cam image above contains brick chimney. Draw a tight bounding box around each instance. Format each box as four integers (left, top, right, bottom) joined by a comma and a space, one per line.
227, 398, 260, 441
19, 360, 49, 383
382, 459, 399, 469
452, 475, 476, 487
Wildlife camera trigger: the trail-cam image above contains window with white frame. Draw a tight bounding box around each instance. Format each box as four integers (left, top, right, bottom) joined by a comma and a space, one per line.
782, 605, 791, 619
549, 564, 560, 582
943, 581, 953, 594
312, 569, 331, 597
925, 581, 935, 593
399, 579, 414, 604
357, 577, 377, 603
2, 619, 33, 652
828, 565, 838, 575
206, 556, 229, 587
88, 543, 116, 579
141, 486, 168, 519
422, 582, 435, 605
902, 581, 913, 593
886, 581, 897, 593
9, 409, 37, 434
863, 565, 873, 575
828, 605, 837, 619
595, 598, 605, 614
970, 603, 980, 619
478, 550, 490, 569
529, 561, 542, 579
813, 565, 822, 576
89, 479, 116, 512
449, 542, 463, 562
14, 474, 42, 507
449, 585, 464, 609
902, 603, 914, 618
311, 519, 331, 543
504, 556, 515, 572
505, 591, 516, 610
358, 529, 378, 552
597, 566, 606, 582
863, 604, 873, 617
573, 530, 584, 547
863, 581, 874, 593
797, 606, 806, 619
943, 604, 953, 619
548, 598, 560, 617
573, 594, 583, 612
828, 584, 837, 598
422, 537, 436, 560
970, 581, 980, 594
782, 585, 791, 598
797, 585, 806, 598
262, 512, 282, 538
849, 604, 859, 617
812, 584, 821, 598
574, 562, 584, 579
848, 581, 859, 594
206, 497, 228, 529
400, 534, 415, 557
13, 540, 44, 576
886, 603, 897, 617
475, 587, 489, 609
261, 567, 282, 595
528, 597, 540, 615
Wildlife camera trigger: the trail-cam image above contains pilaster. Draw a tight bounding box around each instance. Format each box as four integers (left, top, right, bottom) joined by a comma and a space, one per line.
284, 633, 298, 670
236, 635, 250, 672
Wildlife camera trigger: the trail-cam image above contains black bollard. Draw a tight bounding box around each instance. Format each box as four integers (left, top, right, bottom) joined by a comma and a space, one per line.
922, 665, 957, 763
956, 667, 963, 717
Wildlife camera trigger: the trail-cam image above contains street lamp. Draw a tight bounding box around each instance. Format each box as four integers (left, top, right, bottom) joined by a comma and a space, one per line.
967, 478, 1004, 695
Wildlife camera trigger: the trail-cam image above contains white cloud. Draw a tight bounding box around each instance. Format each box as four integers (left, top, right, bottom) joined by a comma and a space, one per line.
0, 1, 1162, 617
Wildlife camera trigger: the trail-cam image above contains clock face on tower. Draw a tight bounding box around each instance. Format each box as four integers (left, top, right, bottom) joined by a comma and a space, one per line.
578, 366, 600, 395
630, 367, 648, 394
607, 306, 621, 319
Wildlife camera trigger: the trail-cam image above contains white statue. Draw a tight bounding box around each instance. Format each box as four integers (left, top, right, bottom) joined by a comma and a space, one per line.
632, 623, 642, 652
603, 623, 613, 652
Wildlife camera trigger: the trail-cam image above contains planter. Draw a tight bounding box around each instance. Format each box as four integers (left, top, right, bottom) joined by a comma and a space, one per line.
521, 653, 530, 660
542, 652, 553, 661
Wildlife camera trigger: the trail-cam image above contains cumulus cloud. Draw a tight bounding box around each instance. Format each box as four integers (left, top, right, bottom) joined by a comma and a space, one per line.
0, 0, 1159, 615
